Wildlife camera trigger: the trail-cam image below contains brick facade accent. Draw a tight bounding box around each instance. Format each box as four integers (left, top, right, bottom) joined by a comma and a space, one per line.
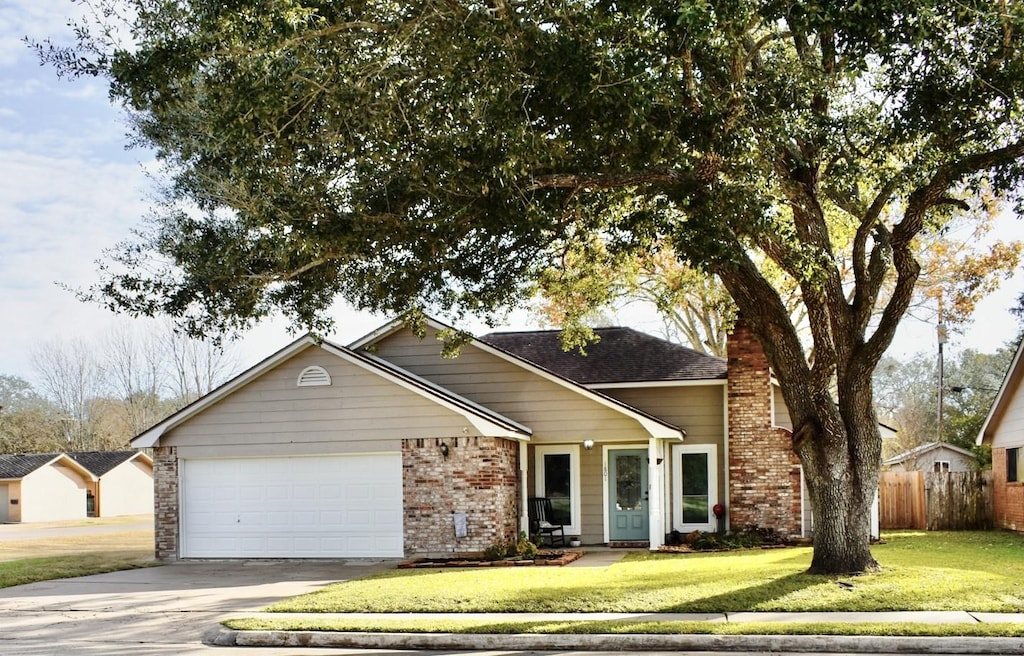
152, 446, 179, 561
403, 436, 520, 556
991, 448, 1024, 531
726, 319, 803, 536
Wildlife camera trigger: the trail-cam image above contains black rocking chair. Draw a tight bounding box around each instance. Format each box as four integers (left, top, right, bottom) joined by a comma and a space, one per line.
528, 496, 567, 547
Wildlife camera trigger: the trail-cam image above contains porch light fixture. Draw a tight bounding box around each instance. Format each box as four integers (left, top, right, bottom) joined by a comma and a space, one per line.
440, 442, 450, 459
583, 439, 595, 450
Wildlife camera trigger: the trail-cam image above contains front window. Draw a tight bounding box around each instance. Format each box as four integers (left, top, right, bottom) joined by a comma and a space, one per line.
672, 444, 718, 532
933, 461, 950, 473
535, 445, 581, 534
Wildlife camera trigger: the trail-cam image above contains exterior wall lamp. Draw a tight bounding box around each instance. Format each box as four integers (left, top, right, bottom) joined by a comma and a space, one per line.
583, 439, 595, 450
440, 442, 450, 459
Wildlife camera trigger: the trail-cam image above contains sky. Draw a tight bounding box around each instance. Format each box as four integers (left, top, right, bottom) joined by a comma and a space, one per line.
1, 1, 1023, 388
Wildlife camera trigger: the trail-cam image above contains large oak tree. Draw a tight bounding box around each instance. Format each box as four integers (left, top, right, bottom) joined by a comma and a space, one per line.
39, 0, 1024, 573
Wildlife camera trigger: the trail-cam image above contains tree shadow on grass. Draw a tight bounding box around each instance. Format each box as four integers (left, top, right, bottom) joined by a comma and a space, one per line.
660, 571, 825, 613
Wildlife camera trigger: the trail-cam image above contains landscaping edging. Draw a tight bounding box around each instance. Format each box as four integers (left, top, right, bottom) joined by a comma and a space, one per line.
398, 550, 583, 568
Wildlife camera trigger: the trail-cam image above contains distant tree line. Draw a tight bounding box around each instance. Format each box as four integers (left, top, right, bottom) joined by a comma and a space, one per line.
0, 322, 238, 454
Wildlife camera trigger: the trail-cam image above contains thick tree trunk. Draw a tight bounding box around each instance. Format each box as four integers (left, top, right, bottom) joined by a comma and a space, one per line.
800, 452, 880, 574
793, 385, 883, 575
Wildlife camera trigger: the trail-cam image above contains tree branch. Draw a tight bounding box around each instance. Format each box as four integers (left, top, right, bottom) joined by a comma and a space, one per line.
528, 166, 708, 191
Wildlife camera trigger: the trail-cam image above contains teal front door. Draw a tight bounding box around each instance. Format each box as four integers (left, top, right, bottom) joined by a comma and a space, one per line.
608, 449, 648, 541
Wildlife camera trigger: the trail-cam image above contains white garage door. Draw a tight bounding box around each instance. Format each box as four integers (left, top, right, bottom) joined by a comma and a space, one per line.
180, 454, 403, 558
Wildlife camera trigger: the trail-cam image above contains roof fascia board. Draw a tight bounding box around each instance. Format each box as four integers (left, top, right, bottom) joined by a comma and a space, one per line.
347, 318, 406, 350
978, 338, 1024, 445
406, 318, 684, 440
589, 380, 727, 390
885, 441, 976, 464
48, 454, 98, 482
131, 337, 320, 448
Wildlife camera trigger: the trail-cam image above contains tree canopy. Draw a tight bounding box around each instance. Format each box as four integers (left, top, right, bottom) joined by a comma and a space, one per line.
38, 0, 1024, 573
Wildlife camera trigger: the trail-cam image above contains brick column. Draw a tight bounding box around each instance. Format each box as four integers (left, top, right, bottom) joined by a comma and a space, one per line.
152, 446, 179, 561
727, 318, 802, 536
403, 436, 520, 556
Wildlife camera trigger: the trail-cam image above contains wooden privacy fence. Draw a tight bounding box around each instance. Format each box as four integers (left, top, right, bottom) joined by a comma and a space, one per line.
879, 470, 993, 530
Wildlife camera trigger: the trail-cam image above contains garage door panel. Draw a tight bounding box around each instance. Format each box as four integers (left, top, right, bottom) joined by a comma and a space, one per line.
181, 454, 403, 558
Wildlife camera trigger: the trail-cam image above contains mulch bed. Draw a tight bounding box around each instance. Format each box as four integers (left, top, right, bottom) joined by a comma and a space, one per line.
398, 550, 584, 568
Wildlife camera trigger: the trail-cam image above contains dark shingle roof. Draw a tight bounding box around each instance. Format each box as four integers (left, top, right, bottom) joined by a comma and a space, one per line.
481, 327, 727, 384
66, 451, 139, 477
0, 453, 62, 479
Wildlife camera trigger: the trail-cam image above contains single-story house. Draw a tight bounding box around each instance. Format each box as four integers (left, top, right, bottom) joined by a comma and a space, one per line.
0, 454, 96, 523
883, 442, 976, 473
67, 451, 155, 517
977, 336, 1024, 531
133, 316, 875, 560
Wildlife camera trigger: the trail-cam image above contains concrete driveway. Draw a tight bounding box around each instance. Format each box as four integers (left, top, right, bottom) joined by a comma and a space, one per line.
0, 560, 395, 655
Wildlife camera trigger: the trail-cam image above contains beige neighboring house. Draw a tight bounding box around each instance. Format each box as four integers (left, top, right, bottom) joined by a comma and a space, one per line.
977, 336, 1024, 531
0, 454, 96, 523
68, 451, 155, 517
883, 442, 976, 473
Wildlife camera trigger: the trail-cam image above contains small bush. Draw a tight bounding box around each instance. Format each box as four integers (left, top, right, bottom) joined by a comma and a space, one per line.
483, 535, 539, 561
682, 526, 789, 551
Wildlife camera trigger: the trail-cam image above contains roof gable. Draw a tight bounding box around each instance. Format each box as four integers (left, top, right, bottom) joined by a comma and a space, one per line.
978, 337, 1024, 446
0, 453, 96, 481
67, 451, 151, 476
884, 441, 975, 466
481, 327, 727, 384
354, 318, 683, 439
131, 335, 531, 448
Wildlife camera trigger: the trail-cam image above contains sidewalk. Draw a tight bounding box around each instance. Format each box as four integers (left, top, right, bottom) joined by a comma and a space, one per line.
209, 610, 1024, 652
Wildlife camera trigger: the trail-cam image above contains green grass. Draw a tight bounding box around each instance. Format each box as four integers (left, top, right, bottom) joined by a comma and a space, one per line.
0, 526, 157, 589
0, 551, 157, 589
267, 531, 1024, 614
224, 617, 1024, 638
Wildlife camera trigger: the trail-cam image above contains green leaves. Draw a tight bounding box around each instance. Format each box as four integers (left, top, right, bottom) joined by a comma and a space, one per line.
34, 0, 1024, 347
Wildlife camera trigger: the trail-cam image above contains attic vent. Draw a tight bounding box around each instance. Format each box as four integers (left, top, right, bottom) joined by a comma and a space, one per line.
297, 365, 332, 387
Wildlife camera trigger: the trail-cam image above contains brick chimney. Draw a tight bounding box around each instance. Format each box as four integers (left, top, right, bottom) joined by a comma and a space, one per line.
726, 317, 803, 536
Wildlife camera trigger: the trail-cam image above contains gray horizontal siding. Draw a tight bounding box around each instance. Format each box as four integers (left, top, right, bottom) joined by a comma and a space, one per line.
162, 345, 482, 452
371, 328, 653, 442
602, 385, 724, 445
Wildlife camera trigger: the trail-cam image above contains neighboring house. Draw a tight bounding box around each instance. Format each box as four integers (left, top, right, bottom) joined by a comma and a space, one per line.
977, 337, 1024, 531
883, 442, 976, 473
67, 451, 155, 517
0, 454, 96, 523
133, 316, 865, 561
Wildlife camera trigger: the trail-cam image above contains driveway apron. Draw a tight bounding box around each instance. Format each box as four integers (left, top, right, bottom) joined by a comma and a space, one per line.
0, 560, 390, 654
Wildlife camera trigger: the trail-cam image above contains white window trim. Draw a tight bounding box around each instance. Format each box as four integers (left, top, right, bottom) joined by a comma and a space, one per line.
534, 445, 581, 536
671, 443, 718, 533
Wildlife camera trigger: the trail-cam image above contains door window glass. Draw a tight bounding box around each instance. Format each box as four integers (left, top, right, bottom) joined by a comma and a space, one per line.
681, 452, 710, 523
615, 454, 643, 511
543, 453, 572, 525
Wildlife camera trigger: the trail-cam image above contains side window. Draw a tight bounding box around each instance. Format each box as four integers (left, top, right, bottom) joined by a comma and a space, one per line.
932, 461, 950, 473
1009, 448, 1020, 483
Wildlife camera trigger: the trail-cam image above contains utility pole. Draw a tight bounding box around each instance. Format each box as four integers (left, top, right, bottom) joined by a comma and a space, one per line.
936, 300, 947, 444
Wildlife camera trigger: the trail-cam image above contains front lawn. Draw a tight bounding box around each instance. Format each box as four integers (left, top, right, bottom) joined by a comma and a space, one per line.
267, 531, 1024, 614
0, 527, 156, 589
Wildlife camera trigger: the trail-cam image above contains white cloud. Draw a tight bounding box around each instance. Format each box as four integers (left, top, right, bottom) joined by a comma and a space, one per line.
0, 0, 88, 68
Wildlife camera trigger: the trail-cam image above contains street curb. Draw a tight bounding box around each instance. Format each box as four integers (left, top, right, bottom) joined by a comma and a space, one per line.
207, 628, 1024, 654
